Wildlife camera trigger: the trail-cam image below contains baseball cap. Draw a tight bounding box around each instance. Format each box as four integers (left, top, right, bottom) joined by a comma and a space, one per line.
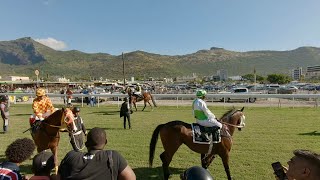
32, 151, 55, 174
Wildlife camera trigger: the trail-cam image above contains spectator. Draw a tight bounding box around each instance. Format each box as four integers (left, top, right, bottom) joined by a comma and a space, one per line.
29, 150, 57, 180
66, 89, 73, 106
0, 95, 9, 133
120, 97, 132, 129
58, 127, 136, 180
0, 138, 36, 180
275, 149, 320, 180
60, 88, 66, 105
180, 166, 214, 180
69, 107, 87, 151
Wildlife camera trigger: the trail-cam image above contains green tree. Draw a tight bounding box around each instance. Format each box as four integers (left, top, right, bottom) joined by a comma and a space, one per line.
267, 74, 291, 84
242, 74, 265, 82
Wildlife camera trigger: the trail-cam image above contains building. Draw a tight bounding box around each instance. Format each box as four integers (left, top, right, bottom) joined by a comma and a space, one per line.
217, 69, 228, 81
2, 76, 30, 82
291, 67, 303, 80
305, 65, 320, 79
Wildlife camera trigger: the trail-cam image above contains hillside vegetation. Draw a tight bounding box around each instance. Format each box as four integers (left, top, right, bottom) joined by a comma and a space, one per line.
1, 37, 320, 80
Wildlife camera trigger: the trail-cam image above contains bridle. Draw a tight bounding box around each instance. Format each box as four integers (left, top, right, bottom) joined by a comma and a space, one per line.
42, 109, 73, 130
221, 110, 246, 128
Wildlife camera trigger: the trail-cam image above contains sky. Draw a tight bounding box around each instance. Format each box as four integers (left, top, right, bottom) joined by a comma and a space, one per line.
0, 0, 320, 55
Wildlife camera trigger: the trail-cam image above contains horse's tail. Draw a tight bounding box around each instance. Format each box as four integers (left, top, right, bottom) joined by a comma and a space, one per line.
149, 123, 164, 167
150, 94, 157, 107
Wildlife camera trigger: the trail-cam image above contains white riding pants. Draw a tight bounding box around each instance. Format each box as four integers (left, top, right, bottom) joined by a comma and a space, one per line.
196, 118, 222, 128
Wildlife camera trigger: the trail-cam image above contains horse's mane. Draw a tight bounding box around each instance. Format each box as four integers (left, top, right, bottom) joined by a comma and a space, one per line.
220, 107, 236, 122
43, 108, 63, 125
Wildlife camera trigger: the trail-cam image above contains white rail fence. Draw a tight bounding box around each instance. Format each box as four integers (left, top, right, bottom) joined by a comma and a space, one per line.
1, 93, 320, 108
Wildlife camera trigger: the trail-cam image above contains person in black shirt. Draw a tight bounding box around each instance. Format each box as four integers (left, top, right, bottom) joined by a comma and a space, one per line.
120, 97, 132, 129
69, 107, 87, 152
58, 127, 136, 180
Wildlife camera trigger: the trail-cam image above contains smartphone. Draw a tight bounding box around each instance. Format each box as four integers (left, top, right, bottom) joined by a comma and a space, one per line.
271, 161, 287, 180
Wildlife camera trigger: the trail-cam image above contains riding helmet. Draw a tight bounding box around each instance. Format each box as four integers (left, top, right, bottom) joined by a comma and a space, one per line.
36, 88, 46, 97
73, 107, 80, 113
180, 166, 214, 180
196, 89, 207, 97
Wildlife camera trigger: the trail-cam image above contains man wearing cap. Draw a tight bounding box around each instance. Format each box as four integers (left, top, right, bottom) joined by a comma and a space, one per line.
0, 95, 9, 133
69, 107, 87, 151
180, 166, 214, 180
30, 88, 55, 128
59, 127, 136, 180
193, 90, 222, 129
29, 150, 56, 180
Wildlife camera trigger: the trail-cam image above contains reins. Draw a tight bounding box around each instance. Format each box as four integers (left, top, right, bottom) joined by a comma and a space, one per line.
221, 121, 244, 128
42, 110, 71, 130
220, 110, 245, 128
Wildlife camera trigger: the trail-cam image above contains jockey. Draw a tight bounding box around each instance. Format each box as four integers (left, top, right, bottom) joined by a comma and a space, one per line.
192, 89, 222, 129
30, 88, 55, 125
133, 83, 142, 98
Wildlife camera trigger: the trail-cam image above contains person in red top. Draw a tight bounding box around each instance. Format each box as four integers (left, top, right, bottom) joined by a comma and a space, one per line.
66, 88, 73, 106
30, 88, 55, 127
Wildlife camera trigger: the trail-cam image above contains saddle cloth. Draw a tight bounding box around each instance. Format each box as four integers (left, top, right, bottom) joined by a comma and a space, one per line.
191, 123, 221, 144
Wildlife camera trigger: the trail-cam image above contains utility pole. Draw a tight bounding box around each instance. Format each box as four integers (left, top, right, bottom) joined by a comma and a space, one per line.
254, 67, 257, 91
122, 52, 125, 86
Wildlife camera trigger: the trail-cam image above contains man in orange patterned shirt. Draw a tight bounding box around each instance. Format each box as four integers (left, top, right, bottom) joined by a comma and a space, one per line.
30, 88, 55, 126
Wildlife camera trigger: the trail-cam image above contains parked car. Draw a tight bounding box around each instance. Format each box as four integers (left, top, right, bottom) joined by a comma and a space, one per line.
219, 87, 261, 103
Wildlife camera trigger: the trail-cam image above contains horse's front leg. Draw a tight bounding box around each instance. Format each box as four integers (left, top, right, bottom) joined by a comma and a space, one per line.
50, 145, 59, 175
142, 101, 148, 111
134, 103, 138, 112
221, 154, 232, 180
201, 154, 215, 169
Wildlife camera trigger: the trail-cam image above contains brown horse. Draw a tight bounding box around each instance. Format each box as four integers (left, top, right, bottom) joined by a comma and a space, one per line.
126, 87, 157, 111
30, 108, 75, 174
149, 107, 246, 180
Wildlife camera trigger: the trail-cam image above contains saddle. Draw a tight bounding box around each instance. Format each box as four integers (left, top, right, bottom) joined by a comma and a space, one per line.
191, 123, 221, 144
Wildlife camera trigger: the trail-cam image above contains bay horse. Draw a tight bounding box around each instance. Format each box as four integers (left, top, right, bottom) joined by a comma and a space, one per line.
30, 108, 75, 174
149, 107, 246, 180
125, 87, 157, 111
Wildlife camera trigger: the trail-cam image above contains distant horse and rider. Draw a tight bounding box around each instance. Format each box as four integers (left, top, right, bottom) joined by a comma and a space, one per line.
124, 85, 157, 111
149, 107, 246, 180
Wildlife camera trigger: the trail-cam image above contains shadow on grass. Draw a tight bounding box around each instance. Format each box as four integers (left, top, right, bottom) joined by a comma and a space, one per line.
88, 111, 119, 115
85, 127, 122, 131
20, 164, 33, 174
298, 131, 320, 136
0, 155, 6, 162
133, 166, 185, 179
13, 113, 31, 116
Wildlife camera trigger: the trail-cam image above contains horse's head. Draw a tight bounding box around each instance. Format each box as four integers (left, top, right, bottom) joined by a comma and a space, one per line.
41, 108, 75, 133
62, 108, 76, 132
220, 107, 246, 132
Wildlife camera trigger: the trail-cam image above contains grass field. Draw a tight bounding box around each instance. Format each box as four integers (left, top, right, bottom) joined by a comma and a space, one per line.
1, 103, 320, 180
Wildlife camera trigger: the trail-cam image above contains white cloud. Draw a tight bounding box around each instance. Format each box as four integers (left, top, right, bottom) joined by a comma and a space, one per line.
35, 37, 67, 50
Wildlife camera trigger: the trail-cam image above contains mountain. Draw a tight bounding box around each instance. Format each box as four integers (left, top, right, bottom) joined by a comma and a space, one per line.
1, 37, 320, 81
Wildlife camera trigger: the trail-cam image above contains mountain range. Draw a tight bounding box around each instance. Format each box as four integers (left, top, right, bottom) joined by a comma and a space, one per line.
1, 37, 320, 81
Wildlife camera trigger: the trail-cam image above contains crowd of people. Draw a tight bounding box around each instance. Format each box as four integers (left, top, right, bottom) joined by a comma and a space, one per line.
1, 87, 320, 179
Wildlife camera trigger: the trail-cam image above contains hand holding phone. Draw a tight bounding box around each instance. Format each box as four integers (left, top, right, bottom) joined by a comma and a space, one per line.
272, 161, 288, 180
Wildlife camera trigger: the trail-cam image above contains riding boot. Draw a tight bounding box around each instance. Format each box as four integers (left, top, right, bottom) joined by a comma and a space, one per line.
201, 133, 210, 141
3, 126, 7, 133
